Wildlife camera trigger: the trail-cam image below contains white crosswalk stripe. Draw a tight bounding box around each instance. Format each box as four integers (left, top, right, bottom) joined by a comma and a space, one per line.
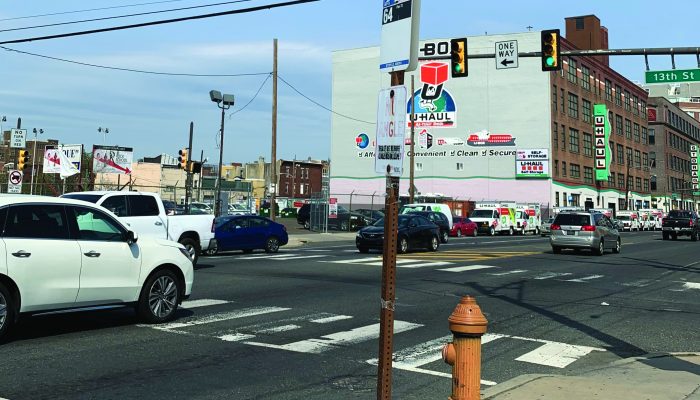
565, 275, 604, 283
325, 257, 453, 269
438, 264, 498, 273
669, 281, 700, 291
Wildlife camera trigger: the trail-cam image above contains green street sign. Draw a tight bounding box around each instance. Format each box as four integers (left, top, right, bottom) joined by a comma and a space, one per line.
645, 69, 700, 84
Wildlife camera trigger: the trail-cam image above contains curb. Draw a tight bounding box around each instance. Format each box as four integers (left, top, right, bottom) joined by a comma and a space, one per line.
481, 374, 555, 399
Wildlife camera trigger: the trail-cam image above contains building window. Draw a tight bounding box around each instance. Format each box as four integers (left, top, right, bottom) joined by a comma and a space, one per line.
583, 133, 593, 157
634, 150, 641, 168
555, 191, 560, 207
618, 173, 625, 188
642, 127, 648, 144
562, 161, 567, 177
554, 160, 559, 176
567, 58, 578, 84
626, 147, 633, 166
608, 173, 616, 188
644, 179, 649, 192
561, 125, 566, 150
560, 88, 565, 112
615, 114, 623, 136
605, 79, 612, 101
456, 162, 464, 171
416, 162, 423, 171
632, 95, 639, 115
553, 124, 558, 150
615, 85, 622, 106
582, 99, 592, 123
584, 166, 593, 183
633, 123, 640, 142
581, 65, 591, 91
570, 163, 580, 178
624, 90, 631, 111
625, 119, 632, 139
651, 175, 657, 191
649, 151, 656, 168
568, 93, 579, 119
610, 140, 615, 162
627, 175, 634, 190
642, 152, 648, 168
641, 101, 647, 119
635, 177, 642, 191
569, 128, 580, 153
617, 144, 624, 165
552, 85, 557, 112
563, 192, 568, 206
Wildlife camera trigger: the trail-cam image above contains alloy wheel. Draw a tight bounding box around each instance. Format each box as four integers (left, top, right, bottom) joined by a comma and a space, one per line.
456, 229, 462, 237
267, 237, 280, 253
148, 276, 177, 319
184, 244, 196, 260
0, 291, 6, 331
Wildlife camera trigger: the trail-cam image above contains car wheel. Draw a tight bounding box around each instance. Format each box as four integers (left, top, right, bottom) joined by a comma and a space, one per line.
358, 246, 369, 254
398, 237, 409, 254
265, 237, 280, 253
304, 220, 310, 230
596, 239, 605, 256
489, 227, 495, 236
179, 237, 200, 265
0, 282, 15, 343
472, 229, 477, 237
456, 229, 462, 238
340, 221, 349, 231
552, 246, 561, 254
662, 232, 669, 240
138, 269, 181, 324
441, 231, 449, 244
429, 235, 439, 252
509, 227, 514, 236
613, 238, 621, 254
535, 227, 540, 235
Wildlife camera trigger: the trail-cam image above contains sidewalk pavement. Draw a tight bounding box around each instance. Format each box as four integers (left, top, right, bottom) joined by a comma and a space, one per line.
286, 231, 356, 247
482, 353, 700, 400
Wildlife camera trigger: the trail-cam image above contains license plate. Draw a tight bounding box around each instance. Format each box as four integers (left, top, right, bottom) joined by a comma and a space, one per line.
482, 222, 488, 227
564, 230, 576, 235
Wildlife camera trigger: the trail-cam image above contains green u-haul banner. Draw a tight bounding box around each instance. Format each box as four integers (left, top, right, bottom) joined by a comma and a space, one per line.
691, 144, 699, 194
594, 104, 611, 181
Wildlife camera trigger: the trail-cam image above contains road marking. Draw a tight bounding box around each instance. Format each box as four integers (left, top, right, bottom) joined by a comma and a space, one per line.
364, 258, 427, 266
438, 265, 499, 273
237, 254, 301, 260
621, 279, 654, 287
271, 255, 327, 260
304, 249, 333, 252
565, 275, 605, 283
671, 282, 700, 292
218, 333, 256, 342
533, 272, 573, 280
398, 261, 453, 269
255, 324, 301, 334
152, 306, 291, 330
244, 321, 422, 354
180, 299, 231, 309
515, 342, 603, 368
329, 257, 381, 264
310, 315, 353, 324
490, 269, 529, 276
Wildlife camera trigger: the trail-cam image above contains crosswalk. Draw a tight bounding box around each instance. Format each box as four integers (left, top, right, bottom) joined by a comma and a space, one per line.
138, 298, 608, 386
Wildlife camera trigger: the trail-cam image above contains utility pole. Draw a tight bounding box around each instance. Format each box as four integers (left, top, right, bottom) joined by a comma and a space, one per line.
199, 150, 204, 202
14, 118, 21, 168
185, 121, 194, 214
409, 75, 416, 203
270, 38, 278, 221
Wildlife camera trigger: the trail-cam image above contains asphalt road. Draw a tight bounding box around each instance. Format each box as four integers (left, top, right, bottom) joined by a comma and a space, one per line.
1, 231, 698, 399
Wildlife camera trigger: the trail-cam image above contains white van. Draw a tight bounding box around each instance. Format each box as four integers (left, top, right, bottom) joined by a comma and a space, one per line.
469, 202, 517, 236
616, 210, 641, 231
400, 203, 453, 228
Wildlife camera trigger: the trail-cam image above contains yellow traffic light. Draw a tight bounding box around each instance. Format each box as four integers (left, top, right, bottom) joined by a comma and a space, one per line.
450, 38, 468, 78
178, 149, 188, 170
17, 150, 29, 170
541, 29, 561, 71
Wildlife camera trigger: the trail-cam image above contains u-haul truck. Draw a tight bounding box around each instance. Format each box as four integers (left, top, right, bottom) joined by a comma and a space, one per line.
515, 203, 541, 235
616, 210, 641, 231
638, 209, 663, 231
470, 202, 517, 236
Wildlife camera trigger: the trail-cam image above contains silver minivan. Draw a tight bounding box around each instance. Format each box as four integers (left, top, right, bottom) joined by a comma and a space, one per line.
550, 212, 621, 255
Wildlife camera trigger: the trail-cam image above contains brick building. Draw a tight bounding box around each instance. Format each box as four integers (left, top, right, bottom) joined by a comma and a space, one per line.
277, 158, 326, 200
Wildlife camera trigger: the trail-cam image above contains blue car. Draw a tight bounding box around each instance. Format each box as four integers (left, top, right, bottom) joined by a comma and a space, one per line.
214, 215, 288, 253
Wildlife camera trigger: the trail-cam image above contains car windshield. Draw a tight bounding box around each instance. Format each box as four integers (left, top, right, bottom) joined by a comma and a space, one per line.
372, 216, 411, 228
668, 210, 692, 219
470, 210, 494, 218
554, 214, 591, 226
400, 205, 425, 214
61, 194, 102, 203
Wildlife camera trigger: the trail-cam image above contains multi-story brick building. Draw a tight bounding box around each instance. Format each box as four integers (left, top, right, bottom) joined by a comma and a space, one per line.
647, 96, 700, 211
277, 158, 326, 200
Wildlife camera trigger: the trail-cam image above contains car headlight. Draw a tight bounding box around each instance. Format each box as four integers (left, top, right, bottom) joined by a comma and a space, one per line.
356, 231, 363, 238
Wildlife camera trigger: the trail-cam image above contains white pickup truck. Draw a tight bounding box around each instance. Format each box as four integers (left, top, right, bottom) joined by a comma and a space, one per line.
62, 191, 216, 264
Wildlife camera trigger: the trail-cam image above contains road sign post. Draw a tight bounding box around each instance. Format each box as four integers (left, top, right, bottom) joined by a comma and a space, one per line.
379, 0, 421, 73
8, 170, 22, 194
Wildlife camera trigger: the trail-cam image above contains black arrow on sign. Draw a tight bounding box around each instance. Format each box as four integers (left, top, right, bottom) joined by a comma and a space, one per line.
500, 58, 515, 67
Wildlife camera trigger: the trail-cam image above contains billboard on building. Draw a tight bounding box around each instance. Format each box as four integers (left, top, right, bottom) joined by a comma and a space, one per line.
92, 145, 133, 174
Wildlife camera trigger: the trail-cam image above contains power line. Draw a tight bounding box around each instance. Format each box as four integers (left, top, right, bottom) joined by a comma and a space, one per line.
0, 0, 256, 33
0, 0, 320, 45
0, 0, 190, 22
277, 74, 375, 125
231, 73, 272, 116
0, 46, 270, 77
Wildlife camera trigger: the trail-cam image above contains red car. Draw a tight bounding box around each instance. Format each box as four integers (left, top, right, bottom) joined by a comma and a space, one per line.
450, 216, 478, 237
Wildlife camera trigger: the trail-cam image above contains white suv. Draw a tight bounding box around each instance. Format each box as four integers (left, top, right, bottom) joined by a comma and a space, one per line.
0, 196, 194, 342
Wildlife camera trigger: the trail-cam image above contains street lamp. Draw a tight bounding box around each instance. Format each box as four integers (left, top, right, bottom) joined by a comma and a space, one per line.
30, 128, 43, 195
209, 90, 235, 217
98, 127, 109, 144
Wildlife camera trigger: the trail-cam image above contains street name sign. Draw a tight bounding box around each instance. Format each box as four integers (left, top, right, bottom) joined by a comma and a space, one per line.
375, 85, 407, 177
8, 170, 22, 193
495, 40, 518, 69
10, 129, 26, 148
646, 68, 700, 84
379, 0, 421, 73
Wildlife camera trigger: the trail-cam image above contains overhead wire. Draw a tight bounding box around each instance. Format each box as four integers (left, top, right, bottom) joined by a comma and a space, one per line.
0, 0, 256, 33
0, 0, 321, 45
0, 0, 190, 22
230, 73, 272, 116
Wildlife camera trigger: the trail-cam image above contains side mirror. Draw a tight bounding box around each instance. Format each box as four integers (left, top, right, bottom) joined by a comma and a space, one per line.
409, 223, 418, 228
126, 230, 138, 244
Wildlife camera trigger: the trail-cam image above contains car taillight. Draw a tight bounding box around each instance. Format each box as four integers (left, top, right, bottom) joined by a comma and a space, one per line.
550, 224, 561, 230
581, 225, 596, 232
690, 220, 694, 227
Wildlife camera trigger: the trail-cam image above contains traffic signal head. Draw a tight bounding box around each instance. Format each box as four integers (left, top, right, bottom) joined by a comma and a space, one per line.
178, 149, 188, 170
541, 29, 561, 71
450, 38, 468, 78
17, 150, 29, 170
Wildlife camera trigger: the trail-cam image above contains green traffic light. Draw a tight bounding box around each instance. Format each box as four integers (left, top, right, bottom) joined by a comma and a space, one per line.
454, 64, 462, 73
546, 56, 555, 66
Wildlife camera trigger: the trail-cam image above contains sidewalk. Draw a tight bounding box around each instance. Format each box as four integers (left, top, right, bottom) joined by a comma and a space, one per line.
482, 353, 700, 400
286, 231, 356, 247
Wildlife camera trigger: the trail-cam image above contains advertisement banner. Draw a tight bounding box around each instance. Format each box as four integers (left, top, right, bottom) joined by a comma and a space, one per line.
328, 198, 338, 219
516, 149, 548, 161
593, 104, 611, 181
43, 144, 83, 174
92, 145, 133, 174
516, 160, 549, 178
691, 144, 699, 191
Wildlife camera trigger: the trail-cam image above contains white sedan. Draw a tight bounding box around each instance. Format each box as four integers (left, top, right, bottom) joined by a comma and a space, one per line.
0, 195, 194, 343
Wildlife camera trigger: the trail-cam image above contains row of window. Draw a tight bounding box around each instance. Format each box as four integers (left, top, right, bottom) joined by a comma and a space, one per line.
553, 159, 649, 191
667, 131, 695, 153
667, 109, 700, 141
553, 124, 649, 166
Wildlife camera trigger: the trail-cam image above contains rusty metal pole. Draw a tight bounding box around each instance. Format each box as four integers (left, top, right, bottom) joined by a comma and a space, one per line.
377, 70, 404, 400
409, 75, 416, 204
442, 296, 488, 400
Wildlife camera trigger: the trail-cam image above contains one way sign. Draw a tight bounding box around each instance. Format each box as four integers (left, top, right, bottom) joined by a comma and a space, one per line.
495, 40, 518, 70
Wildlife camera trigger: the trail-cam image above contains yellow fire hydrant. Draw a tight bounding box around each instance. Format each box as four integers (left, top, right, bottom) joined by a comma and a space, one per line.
442, 296, 488, 400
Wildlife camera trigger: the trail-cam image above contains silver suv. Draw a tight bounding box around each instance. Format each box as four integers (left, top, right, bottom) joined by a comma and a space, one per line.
550, 212, 620, 255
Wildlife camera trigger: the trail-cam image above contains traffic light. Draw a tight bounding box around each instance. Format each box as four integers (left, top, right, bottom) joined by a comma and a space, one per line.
190, 161, 202, 174
541, 29, 561, 71
450, 38, 468, 78
178, 149, 188, 170
17, 150, 29, 170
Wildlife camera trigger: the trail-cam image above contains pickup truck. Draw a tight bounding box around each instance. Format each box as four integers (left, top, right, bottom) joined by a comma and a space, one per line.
62, 191, 216, 264
661, 210, 700, 241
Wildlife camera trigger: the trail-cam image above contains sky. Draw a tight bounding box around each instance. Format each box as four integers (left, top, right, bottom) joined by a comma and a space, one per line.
0, 0, 698, 165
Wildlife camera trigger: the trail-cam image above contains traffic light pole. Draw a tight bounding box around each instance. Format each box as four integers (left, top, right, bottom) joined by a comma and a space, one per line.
420, 46, 700, 61
185, 121, 194, 215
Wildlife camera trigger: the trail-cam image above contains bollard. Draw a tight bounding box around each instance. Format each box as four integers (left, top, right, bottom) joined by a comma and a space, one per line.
442, 296, 488, 400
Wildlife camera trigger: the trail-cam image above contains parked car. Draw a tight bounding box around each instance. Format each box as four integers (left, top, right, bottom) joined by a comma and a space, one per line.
661, 210, 700, 241
404, 210, 450, 243
451, 216, 478, 237
190, 202, 213, 214
355, 214, 440, 254
0, 195, 194, 343
540, 217, 555, 236
297, 204, 311, 229
228, 203, 253, 216
62, 191, 217, 265
355, 209, 385, 224
550, 211, 620, 255
214, 215, 288, 253
280, 207, 298, 218
328, 206, 369, 231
